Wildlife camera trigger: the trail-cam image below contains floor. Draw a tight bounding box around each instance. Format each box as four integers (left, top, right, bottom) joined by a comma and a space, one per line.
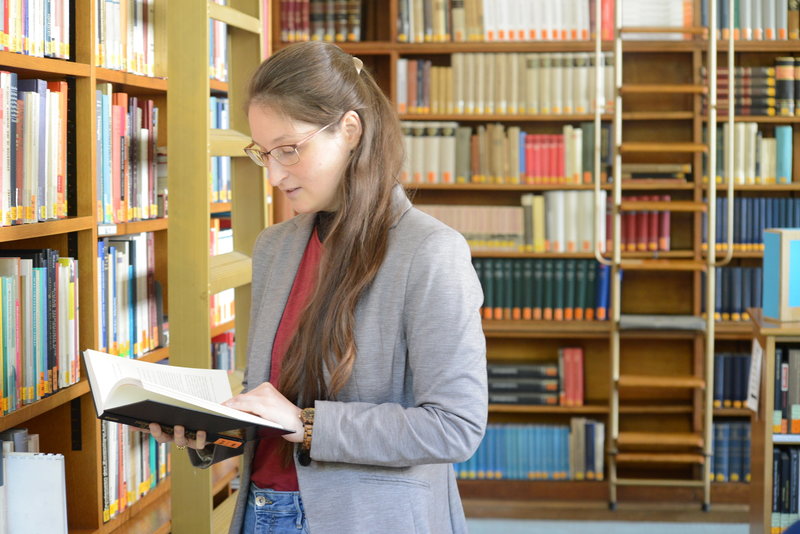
466, 519, 748, 534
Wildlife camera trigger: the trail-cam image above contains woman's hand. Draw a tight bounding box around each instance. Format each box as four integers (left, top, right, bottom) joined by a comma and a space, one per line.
147, 423, 207, 450
222, 382, 304, 443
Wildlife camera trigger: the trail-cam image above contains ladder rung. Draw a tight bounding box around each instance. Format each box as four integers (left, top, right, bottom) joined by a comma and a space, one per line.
615, 478, 706, 488
617, 259, 707, 271
208, 2, 261, 33
616, 452, 706, 464
209, 251, 253, 295
620, 142, 708, 154
619, 314, 706, 331
620, 84, 706, 95
619, 26, 707, 35
618, 200, 706, 212
617, 432, 704, 448
618, 375, 705, 389
210, 129, 252, 157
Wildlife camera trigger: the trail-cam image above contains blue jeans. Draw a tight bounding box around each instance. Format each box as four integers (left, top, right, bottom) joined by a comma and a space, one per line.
241, 483, 310, 534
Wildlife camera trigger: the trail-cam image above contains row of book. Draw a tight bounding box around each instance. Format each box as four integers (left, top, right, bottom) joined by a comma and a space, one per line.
0, 0, 70, 59
702, 61, 800, 117
211, 330, 236, 371
713, 352, 752, 408
96, 84, 160, 224
101, 420, 170, 523
702, 266, 763, 323
772, 445, 800, 533
773, 344, 800, 434
454, 420, 605, 481
703, 123, 793, 184
400, 121, 612, 187
712, 421, 751, 483
95, 0, 156, 76
0, 250, 78, 415
0, 74, 68, 225
702, 197, 800, 250
473, 258, 611, 322
0, 427, 69, 533
210, 97, 232, 203
397, 52, 614, 117
489, 349, 584, 406
704, 0, 800, 41
279, 0, 363, 43
97, 233, 163, 360
210, 0, 229, 81
210, 217, 235, 328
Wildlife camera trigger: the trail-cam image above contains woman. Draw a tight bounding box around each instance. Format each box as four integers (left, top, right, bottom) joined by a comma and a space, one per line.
150, 41, 487, 534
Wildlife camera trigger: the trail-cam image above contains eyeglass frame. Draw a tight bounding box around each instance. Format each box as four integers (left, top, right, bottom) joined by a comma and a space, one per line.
243, 120, 337, 168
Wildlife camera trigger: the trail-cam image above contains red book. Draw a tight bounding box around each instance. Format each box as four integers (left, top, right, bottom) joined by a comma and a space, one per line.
659, 194, 671, 251
623, 196, 637, 252
556, 135, 565, 184
647, 195, 659, 251
636, 198, 648, 252
525, 135, 535, 184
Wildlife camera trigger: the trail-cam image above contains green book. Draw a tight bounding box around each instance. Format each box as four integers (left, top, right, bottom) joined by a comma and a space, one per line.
493, 258, 504, 320
575, 260, 588, 321
482, 258, 494, 320
586, 261, 597, 320
512, 260, 523, 320
533, 260, 544, 320
543, 260, 554, 320
564, 260, 576, 320
502, 259, 513, 320
522, 259, 534, 320
553, 260, 565, 321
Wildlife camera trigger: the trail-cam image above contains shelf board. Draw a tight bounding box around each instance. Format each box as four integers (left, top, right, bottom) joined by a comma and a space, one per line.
714, 407, 752, 417
703, 40, 800, 52
211, 320, 235, 339
209, 128, 251, 157
704, 115, 800, 123
212, 490, 239, 534
209, 251, 252, 295
773, 434, 800, 445
140, 346, 170, 364
210, 79, 229, 93
0, 380, 89, 432
752, 308, 800, 339
401, 113, 611, 122
407, 181, 697, 192
489, 404, 609, 415
0, 216, 94, 243
618, 200, 706, 212
211, 203, 232, 214
616, 179, 694, 190
702, 183, 800, 191
0, 50, 91, 77
208, 2, 260, 33
95, 68, 168, 93
713, 321, 752, 339
470, 250, 694, 259
98, 218, 168, 237
619, 404, 693, 414
73, 478, 171, 534
483, 320, 611, 338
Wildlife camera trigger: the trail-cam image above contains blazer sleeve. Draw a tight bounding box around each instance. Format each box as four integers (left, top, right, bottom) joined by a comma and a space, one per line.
309, 227, 487, 467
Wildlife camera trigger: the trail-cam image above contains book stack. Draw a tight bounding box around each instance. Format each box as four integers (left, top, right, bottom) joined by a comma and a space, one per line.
702, 60, 800, 117
617, 195, 673, 253
98, 233, 163, 360
702, 0, 800, 41
95, 0, 156, 76
454, 419, 605, 481
96, 84, 160, 224
703, 124, 793, 184
772, 444, 800, 533
210, 97, 231, 203
279, 0, 363, 43
397, 52, 614, 117
210, 0, 229, 81
712, 421, 751, 483
0, 0, 70, 59
702, 266, 763, 322
713, 352, 752, 408
0, 74, 69, 226
772, 345, 800, 435
210, 218, 235, 328
489, 350, 584, 406
473, 258, 611, 322
702, 197, 800, 251
400, 121, 612, 186
211, 330, 236, 371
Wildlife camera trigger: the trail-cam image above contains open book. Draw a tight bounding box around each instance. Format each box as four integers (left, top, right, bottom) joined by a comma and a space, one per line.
83, 349, 292, 448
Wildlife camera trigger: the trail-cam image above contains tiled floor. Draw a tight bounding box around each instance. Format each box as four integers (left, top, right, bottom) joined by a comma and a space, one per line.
466, 519, 748, 534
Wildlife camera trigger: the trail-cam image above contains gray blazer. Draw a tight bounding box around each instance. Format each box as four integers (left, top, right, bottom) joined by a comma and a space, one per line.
196, 186, 487, 534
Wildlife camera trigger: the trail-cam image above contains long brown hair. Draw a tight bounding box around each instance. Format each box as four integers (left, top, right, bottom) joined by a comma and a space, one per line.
248, 43, 404, 409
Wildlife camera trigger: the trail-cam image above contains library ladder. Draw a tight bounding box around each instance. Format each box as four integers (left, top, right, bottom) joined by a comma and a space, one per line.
168, 1, 269, 532
593, 0, 736, 511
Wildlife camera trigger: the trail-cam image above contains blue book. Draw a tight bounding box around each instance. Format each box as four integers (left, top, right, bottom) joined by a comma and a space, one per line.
721, 267, 731, 321
596, 263, 610, 320
519, 131, 527, 179
753, 266, 763, 315
585, 421, 595, 480
7, 72, 17, 225
714, 353, 725, 408
716, 422, 730, 482
776, 125, 793, 184
743, 424, 751, 482
794, 198, 800, 228
759, 197, 768, 248
731, 266, 743, 321
715, 267, 723, 320
729, 421, 742, 482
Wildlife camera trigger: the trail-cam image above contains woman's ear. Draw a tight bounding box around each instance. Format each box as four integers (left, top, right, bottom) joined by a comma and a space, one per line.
340, 110, 362, 150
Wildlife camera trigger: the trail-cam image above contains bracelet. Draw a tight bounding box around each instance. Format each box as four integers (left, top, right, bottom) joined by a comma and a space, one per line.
300, 407, 315, 451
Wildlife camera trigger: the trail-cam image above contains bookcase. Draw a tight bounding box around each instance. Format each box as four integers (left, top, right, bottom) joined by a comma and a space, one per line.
749, 309, 800, 534
168, 0, 268, 533
267, 0, 800, 520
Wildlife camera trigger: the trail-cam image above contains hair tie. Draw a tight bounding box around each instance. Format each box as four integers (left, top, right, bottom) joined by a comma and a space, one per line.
352, 56, 363, 75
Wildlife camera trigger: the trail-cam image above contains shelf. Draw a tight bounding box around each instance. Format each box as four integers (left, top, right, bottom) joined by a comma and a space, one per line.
620, 84, 705, 95
704, 115, 800, 124
209, 251, 252, 295
408, 181, 699, 191
95, 68, 168, 93
140, 346, 170, 364
619, 404, 693, 414
773, 434, 800, 445
0, 380, 90, 432
209, 128, 251, 157
482, 320, 611, 338
211, 203, 232, 214
97, 218, 169, 237
618, 259, 707, 271
703, 40, 800, 52
208, 2, 261, 33
713, 321, 752, 340
212, 491, 239, 534
210, 79, 230, 93
72, 478, 172, 534
0, 216, 94, 243
400, 113, 612, 122
489, 404, 609, 415
701, 183, 800, 191
617, 431, 704, 448
470, 250, 695, 259
714, 408, 752, 418
0, 50, 91, 77
211, 320, 235, 338
752, 308, 800, 339
618, 375, 705, 389
615, 452, 705, 464
620, 142, 707, 154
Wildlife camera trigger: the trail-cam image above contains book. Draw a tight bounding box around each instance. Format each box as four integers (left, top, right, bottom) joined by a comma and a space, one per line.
83, 349, 292, 449
6, 452, 67, 533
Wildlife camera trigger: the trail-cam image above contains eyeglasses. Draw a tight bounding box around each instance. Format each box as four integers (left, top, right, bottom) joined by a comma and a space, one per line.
244, 121, 336, 168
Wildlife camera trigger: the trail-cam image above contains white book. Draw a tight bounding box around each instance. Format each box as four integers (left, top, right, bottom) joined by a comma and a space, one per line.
495, 53, 507, 114
508, 53, 519, 114
741, 0, 752, 39
423, 123, 441, 183
564, 190, 578, 252
83, 349, 291, 449
475, 53, 486, 114
451, 54, 464, 114
440, 122, 457, 184
464, 53, 475, 114
764, 0, 777, 39
734, 122, 746, 184
563, 125, 574, 182
576, 190, 593, 252
744, 122, 758, 184
776, 0, 789, 39
544, 190, 565, 252
0, 73, 9, 227
572, 127, 583, 184
752, 0, 763, 39
410, 122, 426, 183
551, 53, 564, 114
574, 53, 590, 113
517, 53, 527, 113
7, 452, 68, 533
485, 53, 496, 114
397, 58, 408, 113
562, 53, 574, 114
539, 53, 552, 114
482, 0, 495, 40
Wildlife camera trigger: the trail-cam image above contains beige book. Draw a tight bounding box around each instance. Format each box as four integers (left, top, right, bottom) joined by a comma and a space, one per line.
452, 0, 466, 41
440, 122, 457, 184
444, 67, 454, 114
562, 54, 575, 114
526, 54, 540, 114
532, 194, 546, 253
495, 53, 507, 114
551, 53, 564, 114
455, 126, 472, 183
508, 126, 521, 184
464, 53, 476, 114
539, 53, 552, 114
517, 53, 527, 115
574, 53, 590, 114
484, 53, 495, 114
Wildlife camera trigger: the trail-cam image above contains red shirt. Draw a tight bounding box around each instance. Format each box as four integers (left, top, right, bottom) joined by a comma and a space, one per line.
251, 227, 323, 491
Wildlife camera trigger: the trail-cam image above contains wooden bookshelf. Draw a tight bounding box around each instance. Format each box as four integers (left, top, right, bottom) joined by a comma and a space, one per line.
267, 0, 800, 519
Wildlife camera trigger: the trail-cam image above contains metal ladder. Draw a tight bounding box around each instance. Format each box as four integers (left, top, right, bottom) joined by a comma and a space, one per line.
592, 0, 736, 510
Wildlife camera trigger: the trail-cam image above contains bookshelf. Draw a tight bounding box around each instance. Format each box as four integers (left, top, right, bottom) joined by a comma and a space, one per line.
749, 309, 800, 534
264, 0, 800, 519
168, 0, 268, 532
